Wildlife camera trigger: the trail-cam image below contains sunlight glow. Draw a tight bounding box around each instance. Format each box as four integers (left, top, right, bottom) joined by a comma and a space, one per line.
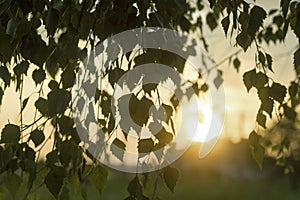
195, 104, 213, 142
183, 96, 223, 143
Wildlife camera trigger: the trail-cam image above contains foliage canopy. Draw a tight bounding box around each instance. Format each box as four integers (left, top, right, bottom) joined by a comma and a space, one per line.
0, 0, 299, 199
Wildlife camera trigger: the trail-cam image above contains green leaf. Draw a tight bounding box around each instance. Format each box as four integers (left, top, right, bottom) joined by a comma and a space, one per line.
138, 138, 154, 153
236, 31, 252, 51
0, 124, 20, 143
45, 171, 64, 198
20, 33, 51, 66
249, 131, 261, 146
256, 112, 267, 128
254, 72, 268, 89
283, 104, 297, 121
250, 143, 265, 170
127, 176, 143, 199
163, 166, 179, 192
35, 97, 49, 116
208, 0, 216, 8
108, 68, 125, 86
88, 165, 108, 193
179, 16, 192, 32
258, 51, 265, 65
206, 12, 218, 31
154, 127, 173, 150
258, 86, 270, 101
280, 0, 290, 18
248, 6, 267, 38
57, 115, 74, 135
233, 57, 240, 72
273, 15, 284, 27
248, 131, 265, 170
30, 129, 45, 147
6, 18, 18, 38
110, 138, 126, 161
59, 140, 77, 166
129, 95, 153, 127
0, 65, 11, 87
47, 89, 71, 116
46, 150, 59, 166
265, 53, 273, 72
242, 69, 256, 92
270, 82, 286, 103
221, 15, 230, 35
288, 82, 298, 97
32, 68, 46, 85
61, 67, 75, 89
0, 174, 22, 199
162, 103, 173, 122
46, 8, 59, 36
14, 61, 29, 77
260, 98, 273, 118
14, 61, 30, 91
48, 80, 59, 91
239, 12, 250, 31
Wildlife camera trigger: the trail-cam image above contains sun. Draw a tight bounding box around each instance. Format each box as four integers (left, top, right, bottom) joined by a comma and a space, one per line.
194, 105, 213, 142
182, 96, 222, 143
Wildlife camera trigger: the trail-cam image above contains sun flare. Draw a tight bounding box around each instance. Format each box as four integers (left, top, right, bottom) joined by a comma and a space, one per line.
181, 96, 223, 143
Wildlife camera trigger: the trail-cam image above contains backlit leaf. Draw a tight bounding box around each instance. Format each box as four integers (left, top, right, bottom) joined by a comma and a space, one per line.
138, 139, 154, 153
0, 65, 11, 87
254, 72, 268, 89
108, 68, 125, 86
154, 128, 173, 150
236, 31, 252, 51
61, 68, 75, 89
270, 82, 286, 103
46, 8, 59, 36
248, 131, 265, 170
280, 0, 290, 18
248, 6, 267, 38
258, 51, 265, 65
30, 129, 45, 147
288, 82, 298, 97
0, 124, 20, 143
221, 15, 230, 35
35, 97, 49, 116
256, 112, 267, 128
32, 68, 46, 85
260, 98, 273, 118
266, 53, 273, 72
206, 12, 218, 31
243, 69, 256, 92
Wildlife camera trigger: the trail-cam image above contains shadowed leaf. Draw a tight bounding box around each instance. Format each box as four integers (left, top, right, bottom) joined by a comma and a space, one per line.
163, 166, 179, 192
1, 124, 20, 143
